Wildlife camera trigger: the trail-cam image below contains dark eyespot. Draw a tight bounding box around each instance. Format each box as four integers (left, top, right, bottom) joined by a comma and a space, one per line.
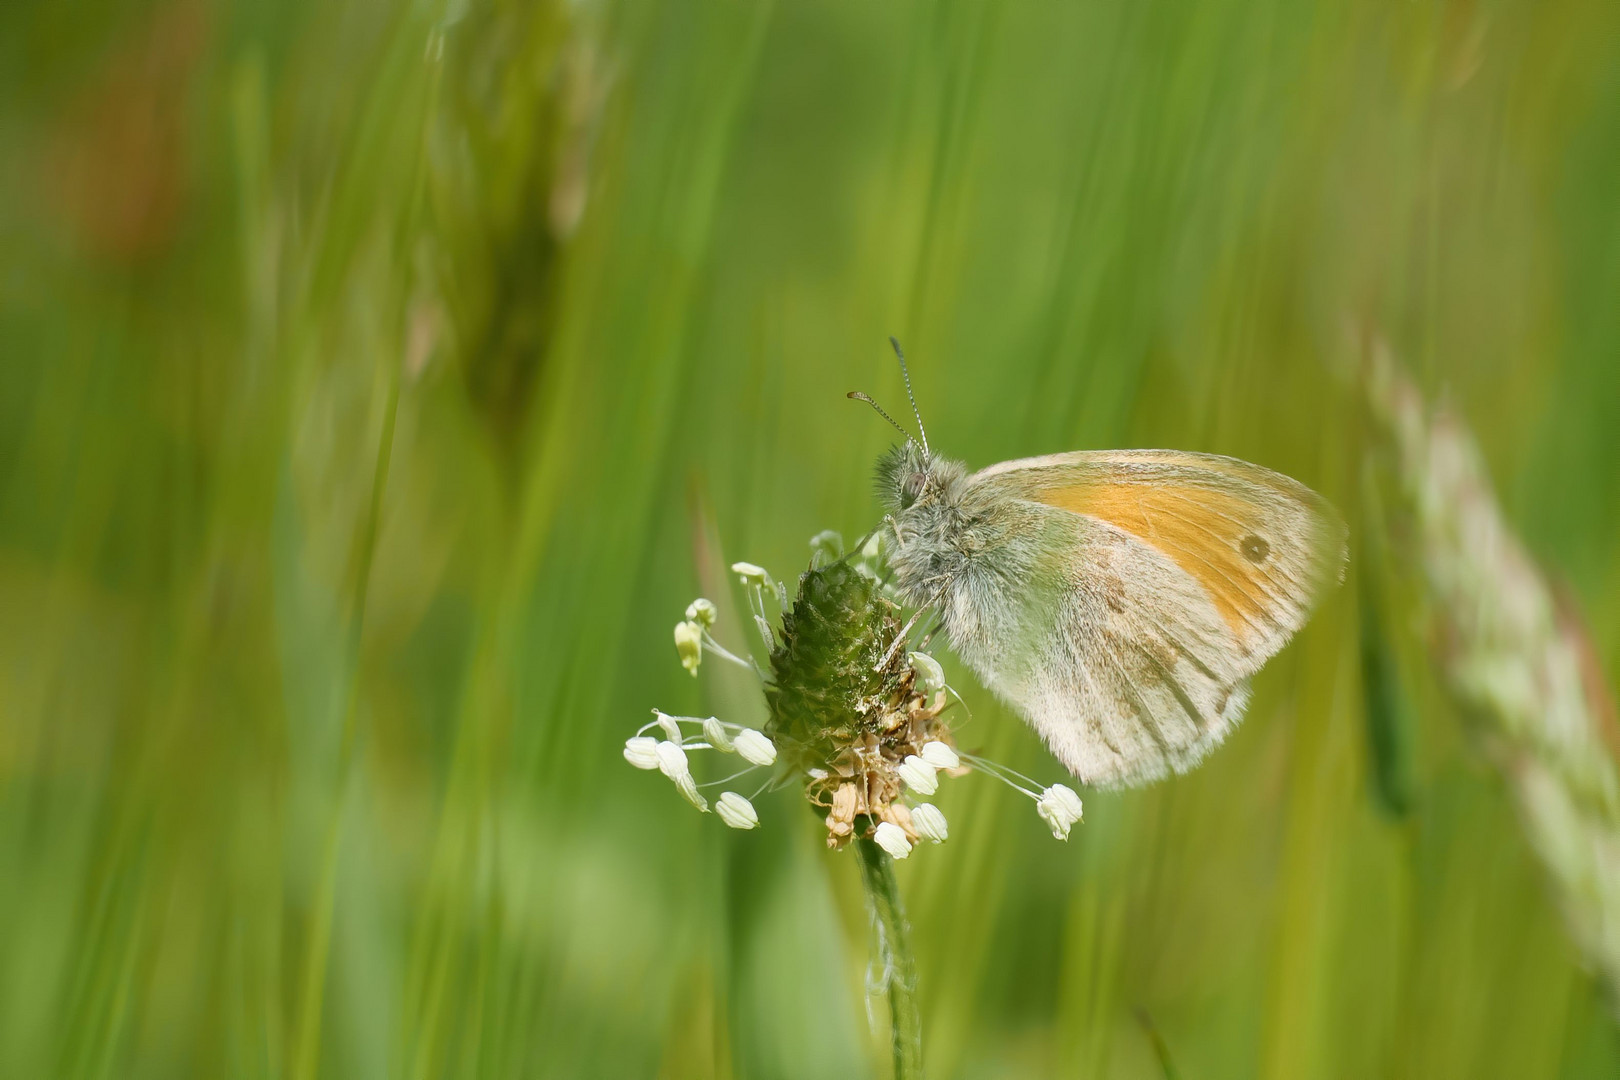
1241, 535, 1271, 563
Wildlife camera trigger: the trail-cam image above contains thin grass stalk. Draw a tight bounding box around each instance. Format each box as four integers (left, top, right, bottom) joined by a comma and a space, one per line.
289, 23, 442, 1079
856, 836, 924, 1080
288, 371, 399, 1080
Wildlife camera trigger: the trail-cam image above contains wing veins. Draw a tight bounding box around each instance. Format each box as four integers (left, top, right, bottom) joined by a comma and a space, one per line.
1094, 633, 1176, 768
1067, 641, 1127, 763
1136, 641, 1210, 736
1155, 625, 1226, 686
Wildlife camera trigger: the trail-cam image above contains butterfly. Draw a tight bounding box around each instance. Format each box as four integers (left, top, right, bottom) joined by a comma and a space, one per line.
854, 341, 1346, 788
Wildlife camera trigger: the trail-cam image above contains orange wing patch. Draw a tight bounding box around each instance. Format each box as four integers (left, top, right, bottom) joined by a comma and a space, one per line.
1036, 481, 1285, 650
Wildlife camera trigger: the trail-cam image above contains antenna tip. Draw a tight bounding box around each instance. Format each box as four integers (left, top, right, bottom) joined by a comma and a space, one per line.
889, 335, 903, 354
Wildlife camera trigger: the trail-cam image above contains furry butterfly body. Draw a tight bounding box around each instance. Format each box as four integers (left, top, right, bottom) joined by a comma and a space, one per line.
878, 443, 1346, 788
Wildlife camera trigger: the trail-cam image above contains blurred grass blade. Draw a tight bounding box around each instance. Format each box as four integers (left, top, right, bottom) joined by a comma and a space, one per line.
1365, 340, 1620, 1012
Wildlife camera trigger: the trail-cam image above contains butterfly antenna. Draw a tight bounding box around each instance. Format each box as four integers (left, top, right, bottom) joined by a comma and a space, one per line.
847, 391, 917, 445
888, 336, 929, 455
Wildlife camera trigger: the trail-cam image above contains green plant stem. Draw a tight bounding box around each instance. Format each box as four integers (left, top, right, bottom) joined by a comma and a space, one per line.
855, 836, 923, 1080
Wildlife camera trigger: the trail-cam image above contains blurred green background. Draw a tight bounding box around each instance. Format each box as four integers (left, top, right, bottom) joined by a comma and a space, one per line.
4, 0, 1620, 1076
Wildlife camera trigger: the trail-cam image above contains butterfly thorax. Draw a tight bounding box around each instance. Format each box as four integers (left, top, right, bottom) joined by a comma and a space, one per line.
883, 453, 1076, 695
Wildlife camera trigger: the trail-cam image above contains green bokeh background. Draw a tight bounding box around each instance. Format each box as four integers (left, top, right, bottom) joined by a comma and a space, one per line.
4, 0, 1620, 1076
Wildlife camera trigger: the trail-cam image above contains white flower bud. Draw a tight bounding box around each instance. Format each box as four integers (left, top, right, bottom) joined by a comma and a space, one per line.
909, 652, 946, 695
674, 620, 702, 675
702, 716, 735, 752
730, 562, 768, 586
623, 736, 660, 770
654, 710, 683, 742
715, 792, 759, 830
1036, 784, 1084, 840
910, 803, 949, 843
685, 598, 717, 627
898, 755, 939, 796
919, 739, 959, 770
873, 821, 913, 860
734, 728, 777, 766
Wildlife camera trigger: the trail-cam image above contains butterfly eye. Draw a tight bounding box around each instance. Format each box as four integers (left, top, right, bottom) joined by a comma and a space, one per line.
901, 472, 927, 506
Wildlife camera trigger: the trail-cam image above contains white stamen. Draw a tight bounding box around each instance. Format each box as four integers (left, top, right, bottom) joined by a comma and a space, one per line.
873, 821, 913, 860
674, 620, 702, 676
731, 562, 768, 586
919, 740, 959, 770
715, 792, 759, 830
672, 769, 709, 812
702, 716, 735, 753
655, 740, 690, 778
654, 741, 706, 811
1036, 784, 1084, 840
654, 710, 683, 742
685, 598, 717, 627
623, 737, 660, 770
909, 652, 946, 695
898, 755, 939, 796
910, 803, 949, 843
1049, 783, 1084, 819
734, 728, 777, 767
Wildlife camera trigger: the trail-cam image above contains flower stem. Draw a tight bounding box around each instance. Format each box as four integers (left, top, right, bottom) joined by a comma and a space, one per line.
855, 835, 923, 1079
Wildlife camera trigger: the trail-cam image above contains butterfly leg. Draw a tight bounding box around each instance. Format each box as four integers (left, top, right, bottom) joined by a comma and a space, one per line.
917, 617, 944, 650
874, 608, 926, 672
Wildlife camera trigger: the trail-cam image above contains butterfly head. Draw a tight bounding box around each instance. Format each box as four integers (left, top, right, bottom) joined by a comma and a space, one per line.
877, 441, 939, 511
853, 337, 950, 512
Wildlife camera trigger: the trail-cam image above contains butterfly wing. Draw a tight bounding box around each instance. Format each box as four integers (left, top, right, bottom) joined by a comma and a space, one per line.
945, 451, 1344, 787
974, 450, 1346, 671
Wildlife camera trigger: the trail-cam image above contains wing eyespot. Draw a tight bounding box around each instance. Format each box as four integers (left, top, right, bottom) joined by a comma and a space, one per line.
1240, 534, 1270, 563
